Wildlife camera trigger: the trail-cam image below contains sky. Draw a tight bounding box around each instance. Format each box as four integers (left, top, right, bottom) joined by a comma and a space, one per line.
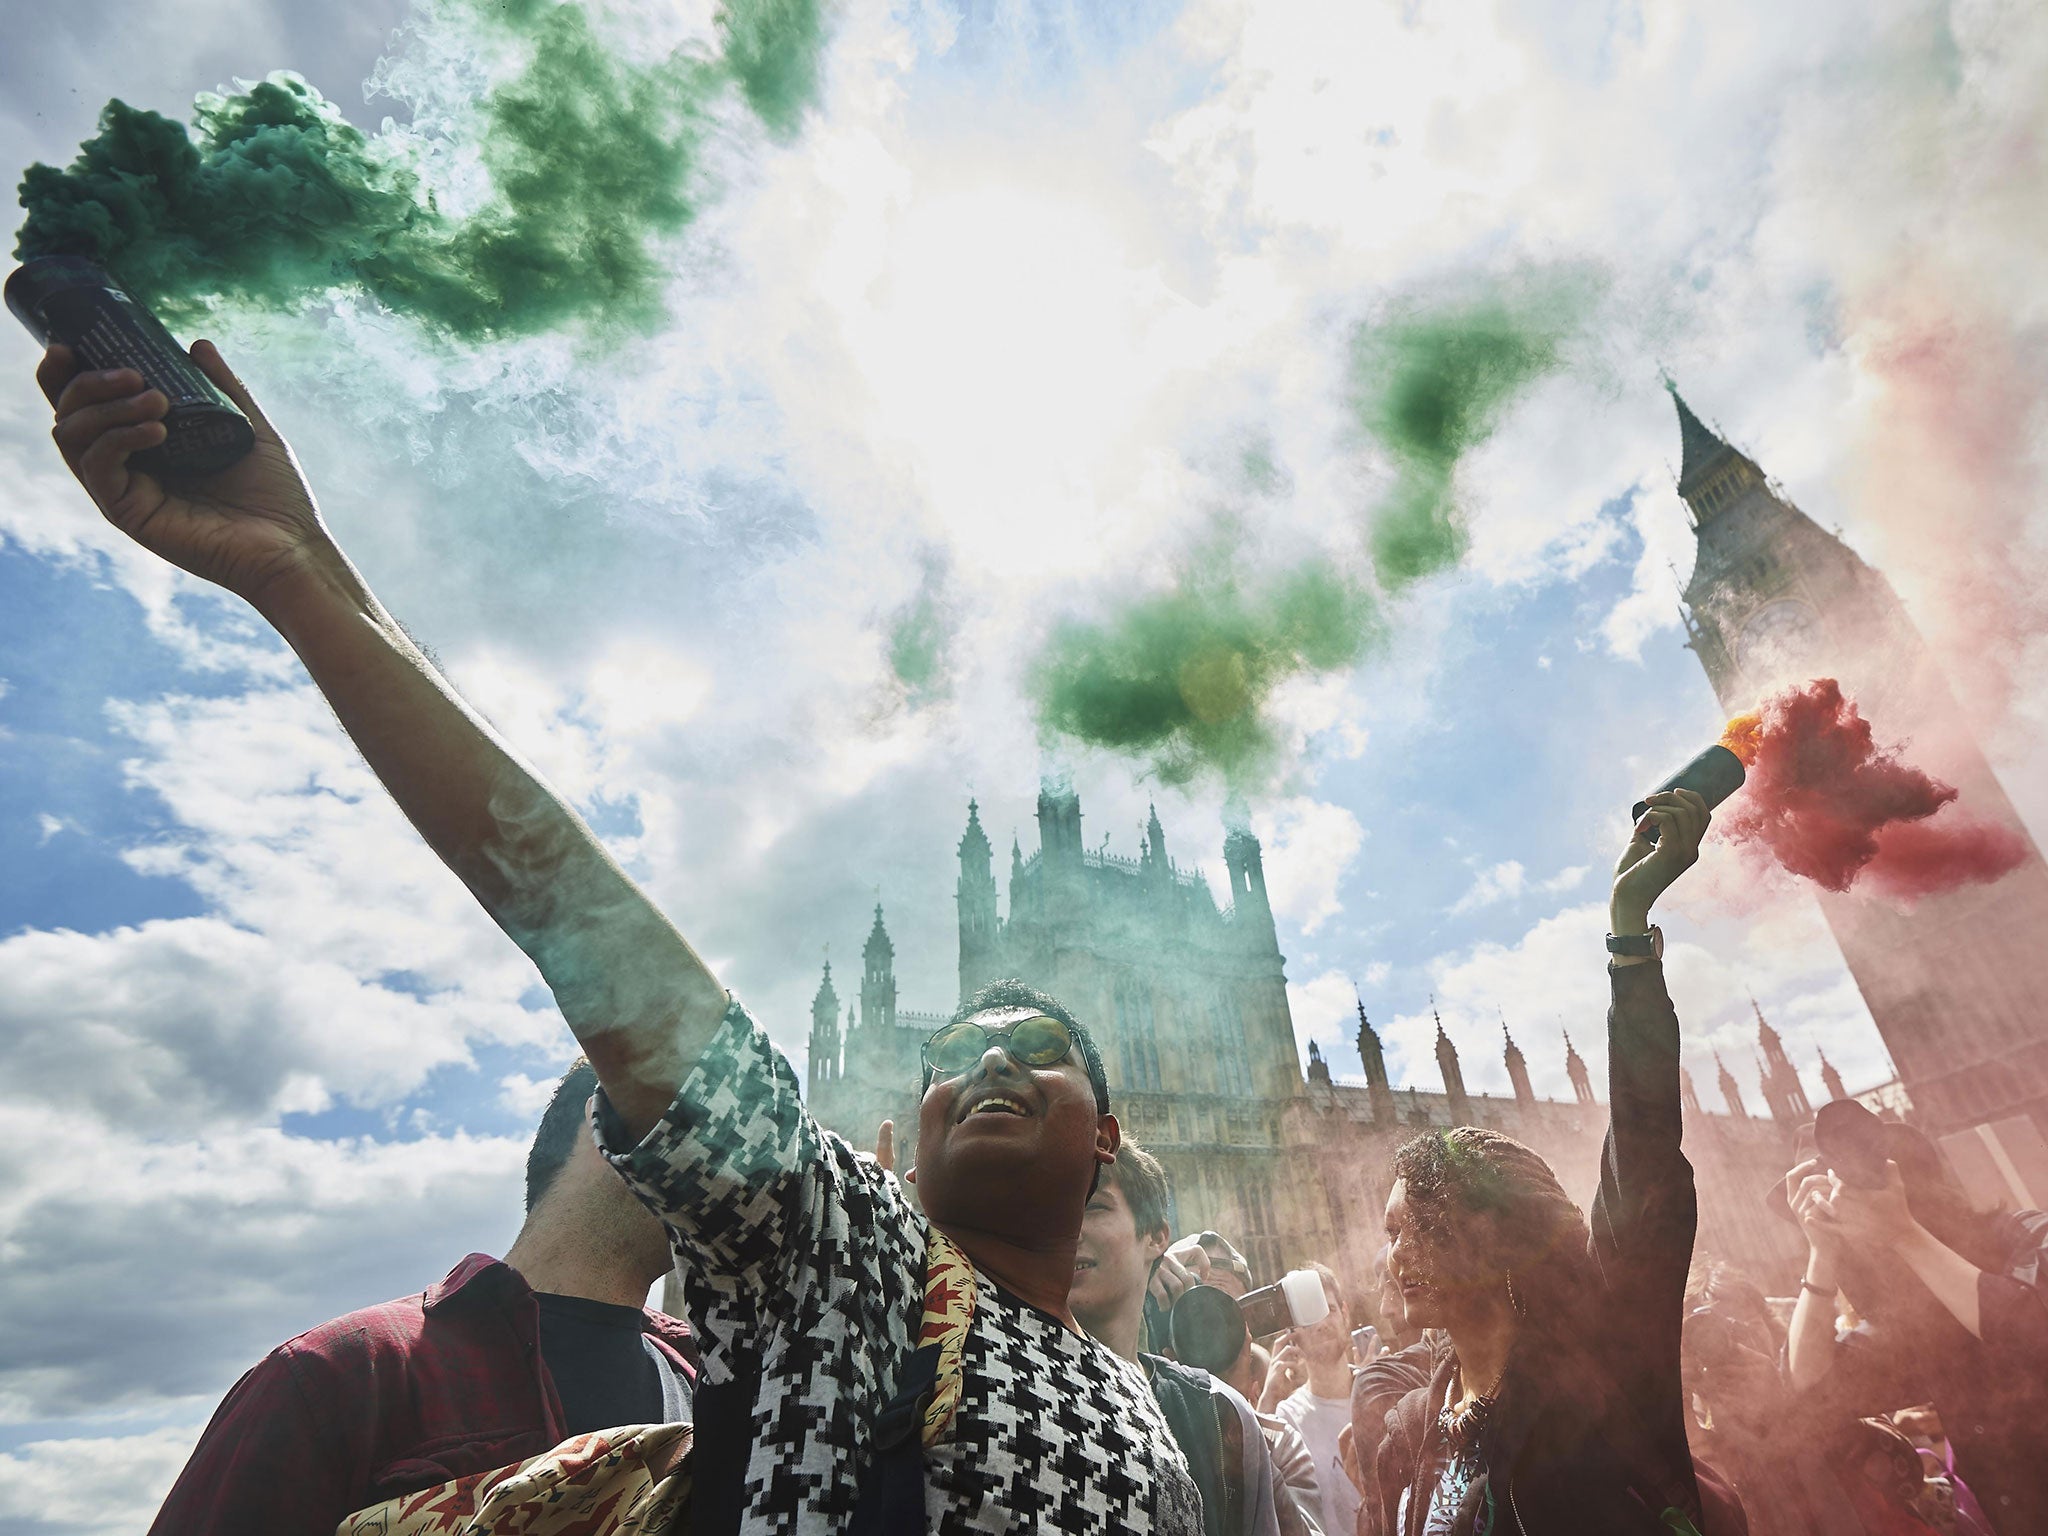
2, 0, 2046, 1529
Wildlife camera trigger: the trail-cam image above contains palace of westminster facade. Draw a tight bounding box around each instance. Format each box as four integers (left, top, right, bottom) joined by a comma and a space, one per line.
800, 392, 2048, 1290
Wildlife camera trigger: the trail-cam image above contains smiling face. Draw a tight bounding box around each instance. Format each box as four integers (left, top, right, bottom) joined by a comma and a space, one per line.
912, 1005, 1118, 1243
1070, 1170, 1167, 1329
1384, 1178, 1449, 1331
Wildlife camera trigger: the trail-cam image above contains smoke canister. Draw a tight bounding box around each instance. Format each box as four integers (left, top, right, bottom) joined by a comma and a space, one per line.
6, 256, 254, 480
1631, 743, 1747, 843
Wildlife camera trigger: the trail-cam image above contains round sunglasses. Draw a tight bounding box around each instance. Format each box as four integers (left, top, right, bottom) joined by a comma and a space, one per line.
920, 1014, 1075, 1077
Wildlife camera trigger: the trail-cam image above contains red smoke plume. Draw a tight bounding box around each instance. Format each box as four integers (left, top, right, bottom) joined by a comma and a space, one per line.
1719, 679, 2029, 898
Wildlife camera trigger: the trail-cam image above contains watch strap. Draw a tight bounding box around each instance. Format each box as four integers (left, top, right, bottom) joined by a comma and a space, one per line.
1605, 930, 1658, 957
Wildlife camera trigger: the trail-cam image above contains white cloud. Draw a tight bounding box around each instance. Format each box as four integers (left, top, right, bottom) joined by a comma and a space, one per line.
497, 1071, 559, 1120
0, 1423, 207, 1536
1448, 860, 1584, 915
1251, 797, 1364, 935
1285, 966, 1362, 1068
0, 918, 545, 1135
0, 1105, 525, 1421
1448, 860, 1526, 915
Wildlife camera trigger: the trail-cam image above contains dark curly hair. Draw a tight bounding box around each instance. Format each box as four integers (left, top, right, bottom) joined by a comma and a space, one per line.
1391, 1126, 1600, 1369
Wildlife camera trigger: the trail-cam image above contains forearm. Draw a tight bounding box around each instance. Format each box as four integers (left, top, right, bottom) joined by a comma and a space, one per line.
1604, 959, 1685, 1162
1785, 1254, 1838, 1390
1894, 1224, 1983, 1339
256, 551, 723, 1132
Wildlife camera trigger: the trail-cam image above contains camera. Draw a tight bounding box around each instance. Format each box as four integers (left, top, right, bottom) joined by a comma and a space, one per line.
1151, 1268, 1330, 1375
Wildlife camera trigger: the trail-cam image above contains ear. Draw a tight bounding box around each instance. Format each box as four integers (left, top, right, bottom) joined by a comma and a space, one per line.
904, 1164, 917, 1186
1096, 1113, 1121, 1166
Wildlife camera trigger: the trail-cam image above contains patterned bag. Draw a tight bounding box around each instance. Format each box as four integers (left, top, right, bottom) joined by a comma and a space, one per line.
334, 1422, 695, 1536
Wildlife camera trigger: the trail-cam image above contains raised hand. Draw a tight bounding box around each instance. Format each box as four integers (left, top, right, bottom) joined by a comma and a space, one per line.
1259, 1336, 1306, 1412
40, 340, 333, 605
1782, 1157, 1844, 1264
873, 1119, 896, 1173
1611, 786, 1710, 935
1147, 1235, 1213, 1312
1828, 1159, 1918, 1251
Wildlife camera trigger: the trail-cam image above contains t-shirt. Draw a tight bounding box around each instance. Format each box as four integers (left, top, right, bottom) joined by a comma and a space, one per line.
1275, 1387, 1360, 1536
535, 1292, 684, 1435
1419, 1440, 1484, 1536
595, 998, 1203, 1534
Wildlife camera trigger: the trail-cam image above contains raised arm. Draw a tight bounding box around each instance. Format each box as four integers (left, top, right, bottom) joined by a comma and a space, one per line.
40, 344, 725, 1135
1599, 786, 1708, 1194
1586, 788, 1710, 1521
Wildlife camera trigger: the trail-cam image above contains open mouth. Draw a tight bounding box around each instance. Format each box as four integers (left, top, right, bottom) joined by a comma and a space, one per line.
959, 1092, 1030, 1122
1074, 1257, 1097, 1273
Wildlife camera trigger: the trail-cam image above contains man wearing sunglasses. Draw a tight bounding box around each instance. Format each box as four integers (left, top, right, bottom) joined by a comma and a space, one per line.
37, 341, 1206, 1534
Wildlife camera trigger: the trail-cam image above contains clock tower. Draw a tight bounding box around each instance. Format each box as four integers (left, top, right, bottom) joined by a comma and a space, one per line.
1669, 386, 2048, 1204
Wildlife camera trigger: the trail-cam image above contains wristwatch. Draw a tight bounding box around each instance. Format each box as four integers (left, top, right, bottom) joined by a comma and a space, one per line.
1605, 925, 1663, 959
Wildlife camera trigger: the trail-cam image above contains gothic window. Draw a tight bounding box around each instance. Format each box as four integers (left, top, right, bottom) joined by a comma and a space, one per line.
1115, 976, 1163, 1093
1213, 991, 1255, 1097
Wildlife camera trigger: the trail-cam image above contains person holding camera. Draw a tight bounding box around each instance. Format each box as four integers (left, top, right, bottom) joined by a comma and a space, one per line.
36, 344, 1207, 1534
1071, 1144, 1302, 1536
1782, 1103, 2048, 1536
1363, 788, 1740, 1535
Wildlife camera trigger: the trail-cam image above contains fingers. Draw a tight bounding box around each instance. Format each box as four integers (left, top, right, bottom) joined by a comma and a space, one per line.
52, 385, 170, 497
1642, 788, 1711, 850
1164, 1236, 1213, 1280
189, 340, 277, 438
1783, 1157, 1822, 1197
1149, 1251, 1196, 1309
1792, 1173, 1835, 1222
873, 1119, 895, 1173
54, 388, 168, 456
52, 366, 149, 423
36, 344, 81, 406
78, 419, 169, 491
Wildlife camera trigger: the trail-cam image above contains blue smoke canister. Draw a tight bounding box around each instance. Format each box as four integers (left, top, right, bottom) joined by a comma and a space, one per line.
7, 256, 255, 480
1631, 743, 1747, 843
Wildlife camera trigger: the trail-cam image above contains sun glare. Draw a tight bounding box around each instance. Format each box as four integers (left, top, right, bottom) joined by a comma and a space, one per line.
837, 184, 1204, 578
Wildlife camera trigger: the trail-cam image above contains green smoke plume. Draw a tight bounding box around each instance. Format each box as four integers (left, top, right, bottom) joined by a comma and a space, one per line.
1030, 555, 1381, 787
1028, 269, 1596, 785
14, 0, 827, 341
885, 556, 956, 708
718, 0, 827, 139
1349, 270, 1599, 587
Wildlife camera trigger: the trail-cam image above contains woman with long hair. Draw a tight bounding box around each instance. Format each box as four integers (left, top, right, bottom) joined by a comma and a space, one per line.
1362, 787, 1727, 1535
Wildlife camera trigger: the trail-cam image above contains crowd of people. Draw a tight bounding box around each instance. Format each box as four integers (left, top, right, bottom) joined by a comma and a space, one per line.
38, 343, 2048, 1536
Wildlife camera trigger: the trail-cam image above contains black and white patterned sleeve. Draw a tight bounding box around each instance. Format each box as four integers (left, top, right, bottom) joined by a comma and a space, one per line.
591, 996, 909, 1303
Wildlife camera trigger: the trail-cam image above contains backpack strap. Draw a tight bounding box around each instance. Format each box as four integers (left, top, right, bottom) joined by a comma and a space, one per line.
848, 1227, 978, 1536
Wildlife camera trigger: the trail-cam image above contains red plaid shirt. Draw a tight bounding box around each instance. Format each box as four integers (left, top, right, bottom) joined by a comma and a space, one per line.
146, 1254, 697, 1536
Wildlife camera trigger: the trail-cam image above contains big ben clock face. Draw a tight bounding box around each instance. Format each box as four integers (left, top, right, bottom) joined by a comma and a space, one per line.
1737, 597, 1818, 670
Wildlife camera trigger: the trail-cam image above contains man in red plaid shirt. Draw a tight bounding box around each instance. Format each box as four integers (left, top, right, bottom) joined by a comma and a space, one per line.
145, 1061, 696, 1536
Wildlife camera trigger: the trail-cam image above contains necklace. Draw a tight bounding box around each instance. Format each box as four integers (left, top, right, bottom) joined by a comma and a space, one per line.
1436, 1360, 1508, 1448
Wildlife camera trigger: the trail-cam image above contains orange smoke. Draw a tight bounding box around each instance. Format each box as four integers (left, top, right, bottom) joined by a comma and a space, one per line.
1717, 712, 1763, 767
